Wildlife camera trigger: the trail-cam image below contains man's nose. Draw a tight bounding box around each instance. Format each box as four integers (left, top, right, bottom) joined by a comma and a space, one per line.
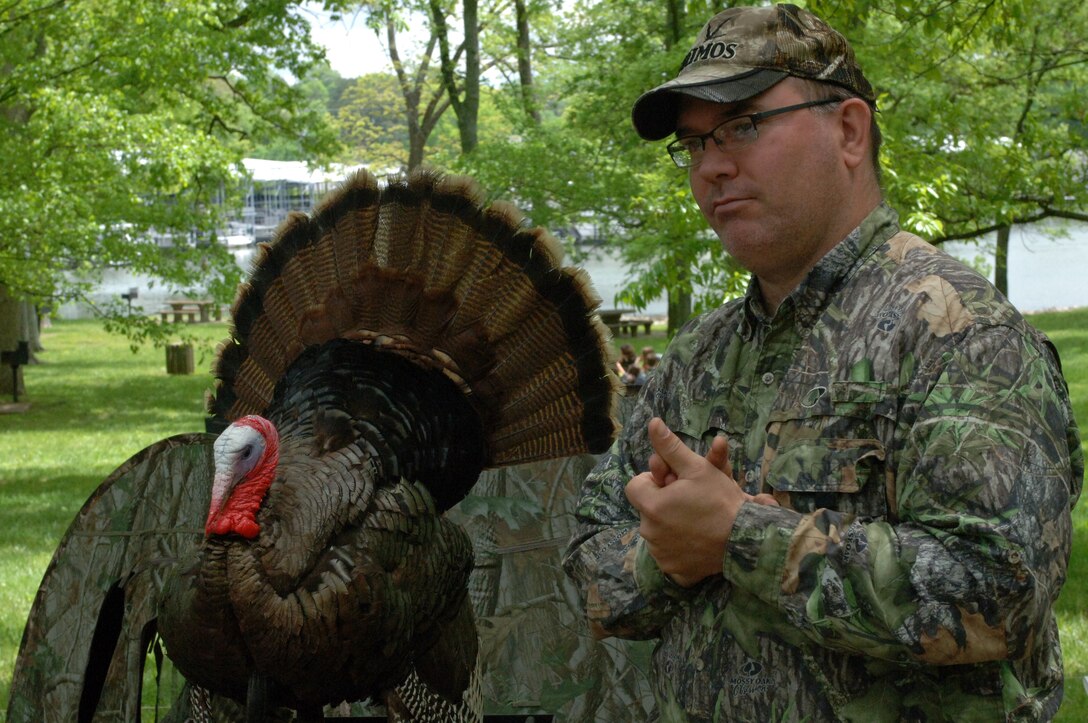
693, 141, 740, 179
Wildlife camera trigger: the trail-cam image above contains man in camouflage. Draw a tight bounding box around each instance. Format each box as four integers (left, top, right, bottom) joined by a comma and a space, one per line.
563, 4, 1083, 721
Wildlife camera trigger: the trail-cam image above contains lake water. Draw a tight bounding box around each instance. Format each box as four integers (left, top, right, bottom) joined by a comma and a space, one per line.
577, 220, 1088, 317
59, 220, 1088, 320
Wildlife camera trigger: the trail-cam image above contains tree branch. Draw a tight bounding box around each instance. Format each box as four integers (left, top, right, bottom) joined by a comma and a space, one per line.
207, 74, 263, 123
207, 113, 249, 140
932, 207, 1088, 244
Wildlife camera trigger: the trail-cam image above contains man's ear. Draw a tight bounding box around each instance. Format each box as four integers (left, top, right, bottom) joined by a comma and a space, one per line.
838, 98, 872, 171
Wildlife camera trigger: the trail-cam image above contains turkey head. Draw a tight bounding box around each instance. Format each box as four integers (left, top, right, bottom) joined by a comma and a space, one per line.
205, 415, 279, 540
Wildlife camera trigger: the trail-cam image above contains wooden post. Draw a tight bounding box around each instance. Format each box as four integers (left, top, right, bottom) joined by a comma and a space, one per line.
165, 343, 194, 375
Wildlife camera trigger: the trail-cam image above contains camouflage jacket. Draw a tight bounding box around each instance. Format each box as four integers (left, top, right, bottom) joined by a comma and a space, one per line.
563, 203, 1083, 722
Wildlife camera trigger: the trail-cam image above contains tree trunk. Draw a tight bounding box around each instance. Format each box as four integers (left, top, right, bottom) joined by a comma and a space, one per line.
166, 343, 195, 375
662, 0, 690, 335
430, 0, 481, 156
0, 284, 35, 401
666, 285, 692, 338
995, 225, 1010, 297
383, 9, 453, 172
665, 0, 685, 48
387, 12, 426, 172
514, 0, 540, 124
458, 0, 480, 154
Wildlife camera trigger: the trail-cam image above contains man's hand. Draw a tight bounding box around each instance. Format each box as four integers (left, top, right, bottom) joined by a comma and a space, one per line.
626, 417, 777, 587
648, 427, 732, 486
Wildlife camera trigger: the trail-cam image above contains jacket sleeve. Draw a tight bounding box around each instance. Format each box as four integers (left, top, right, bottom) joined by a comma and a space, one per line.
562, 336, 701, 640
722, 323, 1082, 665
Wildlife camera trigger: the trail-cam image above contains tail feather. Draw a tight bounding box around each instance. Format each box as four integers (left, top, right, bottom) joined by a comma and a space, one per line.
209, 168, 618, 465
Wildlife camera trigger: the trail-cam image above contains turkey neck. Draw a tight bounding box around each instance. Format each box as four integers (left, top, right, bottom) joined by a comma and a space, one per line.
240, 340, 486, 591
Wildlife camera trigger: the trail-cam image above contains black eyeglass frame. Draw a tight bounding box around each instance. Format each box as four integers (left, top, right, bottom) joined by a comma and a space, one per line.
666, 98, 841, 168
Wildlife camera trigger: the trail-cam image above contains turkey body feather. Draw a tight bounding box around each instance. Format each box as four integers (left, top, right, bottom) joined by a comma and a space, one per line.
160, 343, 483, 709
150, 169, 618, 718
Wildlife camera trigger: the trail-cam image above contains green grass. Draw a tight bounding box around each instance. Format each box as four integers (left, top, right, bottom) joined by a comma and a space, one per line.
0, 312, 1085, 719
1033, 308, 1088, 721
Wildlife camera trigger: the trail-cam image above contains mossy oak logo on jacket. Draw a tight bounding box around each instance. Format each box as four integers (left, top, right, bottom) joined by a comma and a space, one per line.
876, 307, 901, 332
731, 660, 773, 696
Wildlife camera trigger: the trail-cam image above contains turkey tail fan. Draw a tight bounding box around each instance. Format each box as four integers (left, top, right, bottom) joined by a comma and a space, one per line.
209, 168, 619, 467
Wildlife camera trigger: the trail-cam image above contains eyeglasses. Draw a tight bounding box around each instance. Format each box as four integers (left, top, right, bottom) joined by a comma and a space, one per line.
666, 98, 841, 168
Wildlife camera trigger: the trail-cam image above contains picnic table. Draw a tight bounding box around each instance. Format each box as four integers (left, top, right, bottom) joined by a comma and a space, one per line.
598, 308, 632, 336
160, 299, 221, 324
598, 308, 653, 337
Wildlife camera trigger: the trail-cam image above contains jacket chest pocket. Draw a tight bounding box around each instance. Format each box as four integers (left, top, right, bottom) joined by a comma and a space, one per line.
762, 382, 896, 521
663, 398, 745, 460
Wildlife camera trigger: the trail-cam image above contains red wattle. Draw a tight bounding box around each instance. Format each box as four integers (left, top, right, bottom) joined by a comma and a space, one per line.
206, 416, 280, 539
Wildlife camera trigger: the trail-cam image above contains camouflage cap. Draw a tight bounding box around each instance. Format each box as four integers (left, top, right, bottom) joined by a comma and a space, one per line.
632, 3, 876, 140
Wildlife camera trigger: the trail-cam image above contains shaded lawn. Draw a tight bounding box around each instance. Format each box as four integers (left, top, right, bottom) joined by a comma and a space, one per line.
0, 311, 1085, 719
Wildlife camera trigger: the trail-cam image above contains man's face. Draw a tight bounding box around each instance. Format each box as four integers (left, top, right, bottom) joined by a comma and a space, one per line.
677, 79, 849, 295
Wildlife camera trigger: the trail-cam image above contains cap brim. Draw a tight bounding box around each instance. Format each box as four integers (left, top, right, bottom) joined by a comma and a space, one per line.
631, 68, 789, 141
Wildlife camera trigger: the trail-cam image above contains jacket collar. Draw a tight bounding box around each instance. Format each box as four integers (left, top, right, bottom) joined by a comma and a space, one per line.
739, 202, 901, 340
